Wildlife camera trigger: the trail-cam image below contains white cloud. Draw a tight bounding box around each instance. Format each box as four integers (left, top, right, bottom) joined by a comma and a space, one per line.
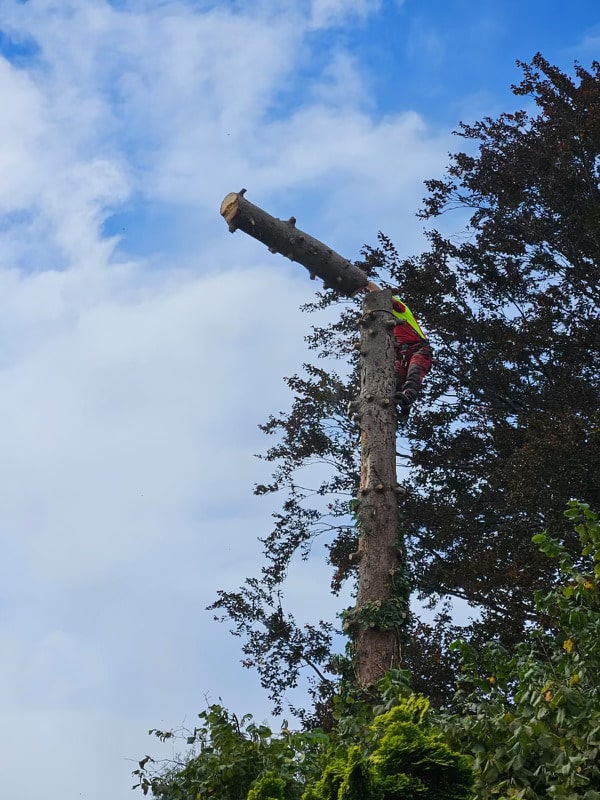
1, 0, 451, 265
564, 31, 600, 63
309, 0, 382, 29
309, 50, 370, 108
0, 708, 151, 799
0, 263, 315, 584
0, 59, 47, 213
0, 56, 128, 271
0, 1, 456, 798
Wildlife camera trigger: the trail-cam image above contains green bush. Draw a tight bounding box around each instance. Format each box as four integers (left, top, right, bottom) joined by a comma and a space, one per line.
247, 771, 288, 800
304, 695, 473, 800
133, 705, 326, 800
135, 691, 472, 800
441, 501, 600, 800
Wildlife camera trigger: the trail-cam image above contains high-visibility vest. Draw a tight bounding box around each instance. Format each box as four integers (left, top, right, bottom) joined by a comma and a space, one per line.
392, 297, 426, 339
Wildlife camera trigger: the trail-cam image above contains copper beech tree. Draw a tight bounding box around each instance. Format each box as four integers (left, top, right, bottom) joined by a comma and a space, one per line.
213, 55, 600, 715
219, 190, 407, 692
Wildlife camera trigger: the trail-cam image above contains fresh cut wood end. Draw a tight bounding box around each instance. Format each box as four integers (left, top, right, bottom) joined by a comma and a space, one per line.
219, 192, 241, 223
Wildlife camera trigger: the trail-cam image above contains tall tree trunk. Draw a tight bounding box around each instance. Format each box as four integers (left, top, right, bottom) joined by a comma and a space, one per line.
219, 191, 404, 690
351, 288, 402, 689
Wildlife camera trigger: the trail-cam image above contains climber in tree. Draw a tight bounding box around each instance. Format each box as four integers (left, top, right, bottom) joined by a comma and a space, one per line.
391, 295, 432, 415
365, 282, 432, 415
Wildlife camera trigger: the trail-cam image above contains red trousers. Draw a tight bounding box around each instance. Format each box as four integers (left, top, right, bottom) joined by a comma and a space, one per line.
394, 341, 432, 401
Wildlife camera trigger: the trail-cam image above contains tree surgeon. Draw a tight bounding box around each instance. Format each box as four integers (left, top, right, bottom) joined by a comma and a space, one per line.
364, 281, 432, 416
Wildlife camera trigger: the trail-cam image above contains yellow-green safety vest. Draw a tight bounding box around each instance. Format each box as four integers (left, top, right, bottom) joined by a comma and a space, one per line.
391, 296, 427, 339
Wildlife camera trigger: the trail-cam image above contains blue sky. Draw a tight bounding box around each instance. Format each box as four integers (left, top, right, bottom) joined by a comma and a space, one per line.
0, 1, 599, 798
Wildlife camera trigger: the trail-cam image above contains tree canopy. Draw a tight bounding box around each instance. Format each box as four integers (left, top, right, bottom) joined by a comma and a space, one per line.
210, 54, 600, 712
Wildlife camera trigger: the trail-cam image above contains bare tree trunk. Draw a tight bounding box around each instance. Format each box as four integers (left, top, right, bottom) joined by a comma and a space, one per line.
220, 190, 369, 296
219, 191, 404, 691
352, 289, 402, 689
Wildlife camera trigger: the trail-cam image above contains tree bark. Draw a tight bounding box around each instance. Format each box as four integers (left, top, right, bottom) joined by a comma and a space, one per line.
220, 190, 369, 296
219, 191, 403, 690
353, 289, 402, 689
